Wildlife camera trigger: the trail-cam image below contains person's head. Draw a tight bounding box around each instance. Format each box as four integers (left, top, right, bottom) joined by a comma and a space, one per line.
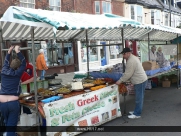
10, 58, 21, 70
151, 45, 156, 52
39, 49, 44, 54
157, 47, 162, 52
121, 47, 132, 60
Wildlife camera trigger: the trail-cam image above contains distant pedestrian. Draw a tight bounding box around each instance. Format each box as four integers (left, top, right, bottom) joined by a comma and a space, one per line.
36, 49, 48, 80
116, 47, 147, 119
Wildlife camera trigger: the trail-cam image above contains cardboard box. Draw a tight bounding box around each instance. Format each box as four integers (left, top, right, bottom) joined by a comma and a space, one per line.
162, 80, 171, 87
171, 78, 177, 83
142, 61, 159, 71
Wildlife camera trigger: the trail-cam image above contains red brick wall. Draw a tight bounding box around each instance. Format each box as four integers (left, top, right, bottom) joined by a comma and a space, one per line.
0, 0, 12, 17
35, 0, 49, 10
75, 0, 93, 14
61, 0, 124, 15
0, 0, 49, 17
61, 0, 74, 12
112, 1, 124, 16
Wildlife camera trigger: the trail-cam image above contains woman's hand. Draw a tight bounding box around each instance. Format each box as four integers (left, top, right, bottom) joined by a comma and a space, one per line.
8, 46, 14, 54
14, 45, 20, 53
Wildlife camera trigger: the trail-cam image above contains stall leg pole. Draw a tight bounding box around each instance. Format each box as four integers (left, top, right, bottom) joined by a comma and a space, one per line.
0, 25, 5, 66
123, 93, 127, 115
86, 30, 89, 77
176, 34, 180, 89
148, 33, 150, 60
31, 27, 41, 136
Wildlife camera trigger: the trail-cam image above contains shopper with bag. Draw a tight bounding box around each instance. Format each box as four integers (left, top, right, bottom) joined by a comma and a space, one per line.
116, 47, 147, 119
0, 45, 26, 136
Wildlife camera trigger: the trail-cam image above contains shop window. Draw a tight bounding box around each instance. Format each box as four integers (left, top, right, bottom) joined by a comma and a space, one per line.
81, 42, 98, 62
49, 0, 61, 11
109, 41, 122, 59
28, 41, 74, 66
19, 0, 35, 8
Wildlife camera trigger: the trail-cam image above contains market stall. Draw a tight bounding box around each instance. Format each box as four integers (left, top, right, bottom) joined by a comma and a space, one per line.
1, 6, 181, 136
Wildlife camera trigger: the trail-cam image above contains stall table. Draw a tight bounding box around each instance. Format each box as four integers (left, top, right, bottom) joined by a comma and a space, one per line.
19, 84, 122, 136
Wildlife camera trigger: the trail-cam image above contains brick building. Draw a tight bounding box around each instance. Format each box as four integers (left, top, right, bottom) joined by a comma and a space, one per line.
61, 0, 124, 16
0, 0, 124, 17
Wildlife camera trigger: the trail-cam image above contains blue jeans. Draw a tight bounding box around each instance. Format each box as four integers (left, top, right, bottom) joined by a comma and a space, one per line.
133, 80, 148, 116
0, 100, 20, 136
40, 70, 46, 80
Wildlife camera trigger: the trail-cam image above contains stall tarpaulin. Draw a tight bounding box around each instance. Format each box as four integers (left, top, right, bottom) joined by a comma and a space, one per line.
43, 85, 121, 136
0, 6, 154, 41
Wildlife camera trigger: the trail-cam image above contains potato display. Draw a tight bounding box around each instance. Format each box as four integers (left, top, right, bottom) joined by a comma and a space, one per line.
39, 90, 56, 97
56, 87, 71, 94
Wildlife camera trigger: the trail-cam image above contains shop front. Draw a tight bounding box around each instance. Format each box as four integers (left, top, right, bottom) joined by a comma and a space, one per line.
0, 40, 79, 75
77, 41, 123, 72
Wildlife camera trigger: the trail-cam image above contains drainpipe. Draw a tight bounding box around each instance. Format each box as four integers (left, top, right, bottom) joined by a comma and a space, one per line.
73, 0, 75, 11
169, 0, 171, 26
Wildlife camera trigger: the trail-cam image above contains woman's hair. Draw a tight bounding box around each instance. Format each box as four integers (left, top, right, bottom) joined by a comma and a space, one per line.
39, 49, 44, 54
10, 58, 21, 70
157, 47, 162, 51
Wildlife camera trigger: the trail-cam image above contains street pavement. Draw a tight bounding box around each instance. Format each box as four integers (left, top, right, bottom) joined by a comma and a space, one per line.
54, 73, 181, 136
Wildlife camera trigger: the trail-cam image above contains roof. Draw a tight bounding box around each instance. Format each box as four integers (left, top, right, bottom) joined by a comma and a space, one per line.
0, 6, 181, 42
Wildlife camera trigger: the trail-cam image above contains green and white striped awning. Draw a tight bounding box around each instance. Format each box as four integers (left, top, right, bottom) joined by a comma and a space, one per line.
1, 6, 181, 41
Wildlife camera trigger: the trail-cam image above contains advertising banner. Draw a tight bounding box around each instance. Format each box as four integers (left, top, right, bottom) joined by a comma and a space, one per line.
43, 85, 122, 136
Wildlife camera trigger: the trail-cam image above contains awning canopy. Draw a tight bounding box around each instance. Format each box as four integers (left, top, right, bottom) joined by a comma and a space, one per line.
1, 6, 181, 41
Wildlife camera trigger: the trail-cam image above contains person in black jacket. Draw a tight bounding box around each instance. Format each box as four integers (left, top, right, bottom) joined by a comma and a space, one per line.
0, 45, 26, 136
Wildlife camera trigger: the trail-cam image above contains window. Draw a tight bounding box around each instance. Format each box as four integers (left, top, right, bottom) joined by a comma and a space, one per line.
164, 0, 167, 5
49, 0, 61, 11
94, 1, 112, 14
151, 10, 154, 24
81, 42, 98, 62
95, 1, 100, 14
130, 5, 143, 23
165, 13, 169, 26
155, 10, 161, 25
102, 1, 112, 13
131, 5, 135, 20
28, 41, 74, 66
137, 6, 143, 23
171, 15, 175, 27
151, 10, 161, 25
19, 0, 35, 9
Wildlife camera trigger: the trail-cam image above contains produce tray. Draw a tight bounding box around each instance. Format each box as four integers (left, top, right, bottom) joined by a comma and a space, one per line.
23, 95, 44, 103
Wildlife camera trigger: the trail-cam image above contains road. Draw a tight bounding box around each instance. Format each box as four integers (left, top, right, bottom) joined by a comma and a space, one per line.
52, 73, 181, 136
